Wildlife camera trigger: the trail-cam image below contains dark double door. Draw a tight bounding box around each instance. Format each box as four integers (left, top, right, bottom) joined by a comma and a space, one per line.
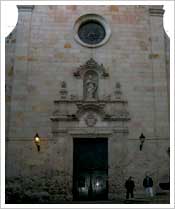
73, 138, 108, 201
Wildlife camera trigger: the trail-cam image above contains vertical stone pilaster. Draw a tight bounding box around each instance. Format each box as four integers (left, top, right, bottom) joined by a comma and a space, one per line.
5, 31, 16, 138
164, 33, 170, 121
148, 6, 169, 138
8, 6, 34, 139
108, 133, 128, 200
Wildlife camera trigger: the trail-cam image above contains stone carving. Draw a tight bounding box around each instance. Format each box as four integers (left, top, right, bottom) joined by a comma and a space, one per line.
61, 81, 66, 88
114, 82, 122, 99
85, 74, 98, 99
103, 94, 111, 100
85, 112, 97, 127
53, 110, 60, 116
73, 58, 109, 78
70, 94, 78, 100
103, 111, 130, 121
59, 81, 68, 99
76, 102, 106, 118
51, 65, 130, 134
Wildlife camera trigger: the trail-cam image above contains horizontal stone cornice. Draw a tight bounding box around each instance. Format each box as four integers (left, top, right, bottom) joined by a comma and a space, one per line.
5, 136, 169, 141
17, 5, 34, 12
103, 115, 130, 121
128, 137, 169, 141
51, 115, 78, 122
51, 112, 130, 122
59, 127, 129, 135
54, 99, 128, 104
149, 6, 164, 17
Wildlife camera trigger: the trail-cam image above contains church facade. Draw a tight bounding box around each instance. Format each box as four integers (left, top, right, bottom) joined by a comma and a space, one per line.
5, 5, 170, 203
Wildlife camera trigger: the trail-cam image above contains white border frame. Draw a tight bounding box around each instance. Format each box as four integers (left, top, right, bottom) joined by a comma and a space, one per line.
1, 1, 174, 209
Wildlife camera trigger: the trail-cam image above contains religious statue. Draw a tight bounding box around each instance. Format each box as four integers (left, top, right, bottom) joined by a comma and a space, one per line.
61, 81, 66, 88
85, 74, 97, 99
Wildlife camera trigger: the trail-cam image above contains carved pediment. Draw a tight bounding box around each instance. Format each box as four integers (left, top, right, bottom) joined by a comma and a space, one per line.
76, 102, 106, 118
75, 102, 130, 121
73, 58, 109, 78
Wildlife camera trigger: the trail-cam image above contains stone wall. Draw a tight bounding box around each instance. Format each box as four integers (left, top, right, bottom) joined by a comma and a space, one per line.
7, 5, 169, 139
5, 27, 16, 138
6, 171, 72, 203
5, 5, 170, 203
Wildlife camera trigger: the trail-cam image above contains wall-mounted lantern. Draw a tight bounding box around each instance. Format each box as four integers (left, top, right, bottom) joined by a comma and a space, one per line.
34, 133, 40, 152
139, 133, 145, 151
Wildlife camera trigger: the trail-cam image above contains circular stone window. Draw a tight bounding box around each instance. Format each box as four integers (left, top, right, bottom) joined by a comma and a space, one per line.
78, 21, 106, 45
74, 14, 111, 48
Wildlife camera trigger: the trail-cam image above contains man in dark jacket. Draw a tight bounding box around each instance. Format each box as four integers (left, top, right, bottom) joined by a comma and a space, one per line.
143, 175, 153, 197
125, 176, 135, 199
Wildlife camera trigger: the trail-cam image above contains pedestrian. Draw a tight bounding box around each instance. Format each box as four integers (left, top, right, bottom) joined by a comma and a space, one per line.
125, 176, 135, 199
143, 174, 154, 197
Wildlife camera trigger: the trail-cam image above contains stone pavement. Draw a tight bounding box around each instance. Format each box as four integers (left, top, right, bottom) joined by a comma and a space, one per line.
51, 193, 170, 204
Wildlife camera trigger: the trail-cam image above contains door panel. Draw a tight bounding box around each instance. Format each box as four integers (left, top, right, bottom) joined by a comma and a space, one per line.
73, 138, 108, 201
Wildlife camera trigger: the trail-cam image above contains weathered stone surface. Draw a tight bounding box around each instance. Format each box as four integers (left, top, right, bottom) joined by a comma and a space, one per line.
6, 171, 72, 203
110, 5, 119, 12
64, 43, 72, 48
5, 5, 169, 202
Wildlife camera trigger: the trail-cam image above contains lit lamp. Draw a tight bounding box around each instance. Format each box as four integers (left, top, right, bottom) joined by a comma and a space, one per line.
34, 133, 40, 152
139, 133, 145, 151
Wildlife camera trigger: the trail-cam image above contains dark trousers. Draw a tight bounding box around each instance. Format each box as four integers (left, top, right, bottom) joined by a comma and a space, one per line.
126, 190, 134, 199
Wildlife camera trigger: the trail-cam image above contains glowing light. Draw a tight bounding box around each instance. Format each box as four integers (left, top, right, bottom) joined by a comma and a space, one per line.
35, 137, 40, 143
96, 182, 100, 187
34, 133, 40, 152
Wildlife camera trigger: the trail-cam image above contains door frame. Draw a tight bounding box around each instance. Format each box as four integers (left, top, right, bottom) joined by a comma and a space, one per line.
73, 137, 108, 201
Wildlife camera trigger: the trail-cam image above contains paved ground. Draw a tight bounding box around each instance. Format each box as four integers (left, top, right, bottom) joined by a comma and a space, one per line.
51, 194, 170, 204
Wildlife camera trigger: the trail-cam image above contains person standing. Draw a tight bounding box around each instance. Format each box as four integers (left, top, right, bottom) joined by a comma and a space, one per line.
143, 174, 154, 197
125, 176, 135, 199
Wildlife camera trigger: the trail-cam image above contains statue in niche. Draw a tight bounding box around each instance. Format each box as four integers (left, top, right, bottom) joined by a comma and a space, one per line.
61, 81, 66, 88
84, 72, 98, 99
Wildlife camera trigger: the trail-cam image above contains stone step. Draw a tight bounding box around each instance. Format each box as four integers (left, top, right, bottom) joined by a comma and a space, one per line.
124, 198, 151, 204
122, 190, 170, 204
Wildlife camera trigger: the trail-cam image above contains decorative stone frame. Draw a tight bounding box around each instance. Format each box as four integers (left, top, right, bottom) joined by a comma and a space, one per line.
73, 58, 109, 78
73, 14, 111, 48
